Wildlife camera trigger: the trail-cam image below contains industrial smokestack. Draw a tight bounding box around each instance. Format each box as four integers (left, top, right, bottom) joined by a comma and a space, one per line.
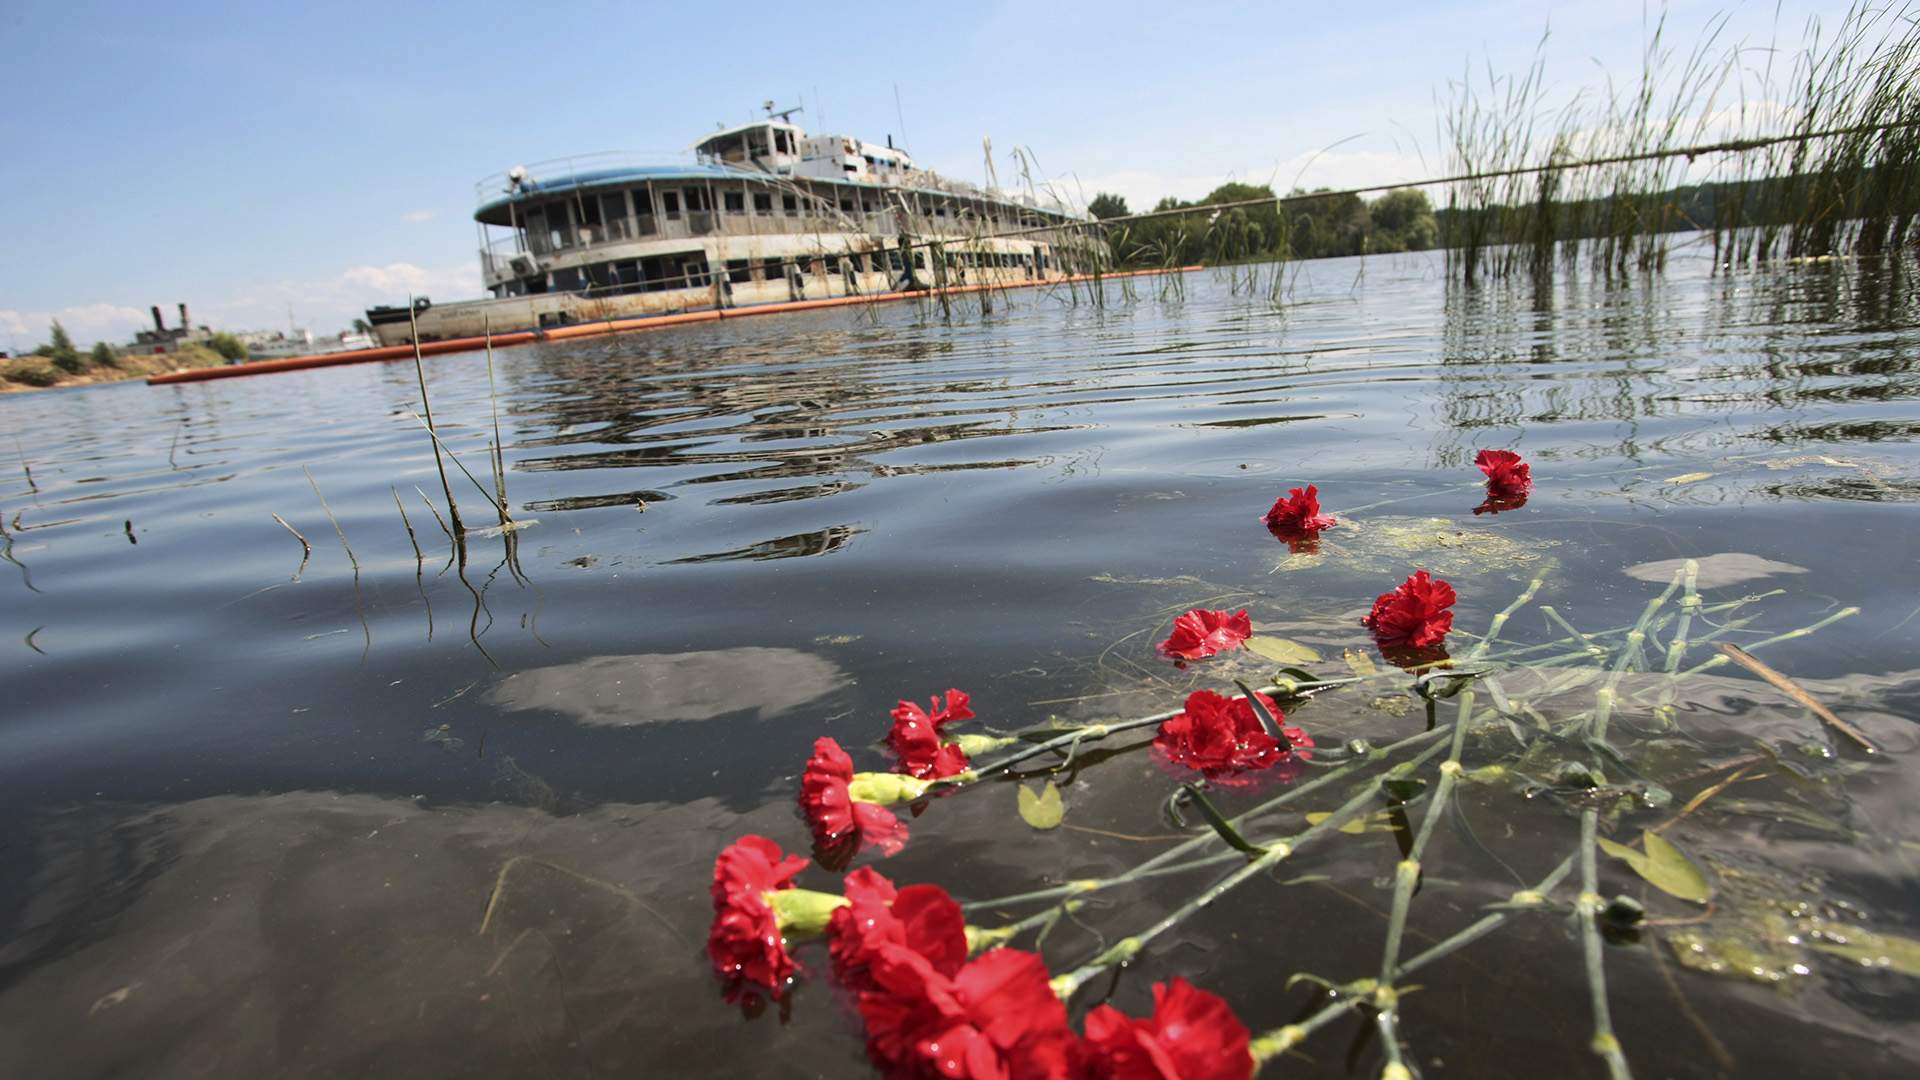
151, 306, 166, 333
178, 303, 190, 332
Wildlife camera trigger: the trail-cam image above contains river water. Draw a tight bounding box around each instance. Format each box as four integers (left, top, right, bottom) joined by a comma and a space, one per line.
2, 248, 1917, 1077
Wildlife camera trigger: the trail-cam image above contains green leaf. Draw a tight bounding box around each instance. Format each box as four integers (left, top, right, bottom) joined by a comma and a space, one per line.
1245, 636, 1320, 665
1233, 678, 1288, 746
1378, 777, 1428, 806
1016, 782, 1064, 830
1342, 648, 1378, 678
1181, 783, 1267, 855
1808, 924, 1920, 977
1596, 830, 1711, 904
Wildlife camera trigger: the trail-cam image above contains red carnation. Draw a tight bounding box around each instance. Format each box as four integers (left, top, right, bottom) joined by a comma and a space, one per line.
888, 690, 976, 780
1157, 609, 1253, 661
1153, 689, 1312, 780
1262, 484, 1337, 537
1362, 570, 1456, 649
828, 868, 969, 992
1084, 977, 1253, 1080
801, 737, 910, 860
1475, 449, 1531, 499
859, 944, 1081, 1079
707, 835, 810, 999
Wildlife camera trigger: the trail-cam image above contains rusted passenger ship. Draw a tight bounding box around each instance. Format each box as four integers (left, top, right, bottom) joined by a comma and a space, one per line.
365, 107, 1098, 344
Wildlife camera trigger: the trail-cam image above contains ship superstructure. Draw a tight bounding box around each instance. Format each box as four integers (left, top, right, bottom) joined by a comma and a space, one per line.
366, 108, 1100, 344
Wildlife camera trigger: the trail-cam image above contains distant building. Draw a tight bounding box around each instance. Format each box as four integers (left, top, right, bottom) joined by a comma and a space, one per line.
133, 303, 210, 354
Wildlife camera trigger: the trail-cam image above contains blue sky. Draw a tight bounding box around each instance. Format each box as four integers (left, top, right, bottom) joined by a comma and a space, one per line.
0, 0, 1869, 346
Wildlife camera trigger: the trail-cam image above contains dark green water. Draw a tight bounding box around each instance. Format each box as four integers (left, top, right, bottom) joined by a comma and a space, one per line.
2, 248, 1917, 1077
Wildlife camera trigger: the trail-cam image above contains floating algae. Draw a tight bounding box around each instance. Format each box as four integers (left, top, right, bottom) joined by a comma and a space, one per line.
1273, 515, 1559, 579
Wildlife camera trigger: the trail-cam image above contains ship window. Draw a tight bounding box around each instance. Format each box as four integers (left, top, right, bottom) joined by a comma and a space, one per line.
753, 192, 772, 215
887, 249, 904, 272
684, 187, 710, 212
551, 267, 582, 292
782, 194, 798, 216
724, 190, 745, 213
839, 197, 855, 212
726, 259, 751, 283
661, 191, 682, 219
934, 206, 947, 217
614, 260, 642, 288
824, 257, 841, 275
761, 257, 784, 280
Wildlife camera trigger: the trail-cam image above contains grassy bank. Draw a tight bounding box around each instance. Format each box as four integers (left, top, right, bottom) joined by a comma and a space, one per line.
2, 343, 228, 394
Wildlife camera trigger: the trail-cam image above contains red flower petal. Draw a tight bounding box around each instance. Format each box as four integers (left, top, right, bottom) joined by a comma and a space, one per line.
800, 737, 910, 859
706, 835, 810, 999
1153, 689, 1305, 779
1157, 609, 1253, 661
1085, 978, 1253, 1080
860, 945, 1079, 1079
1475, 449, 1532, 499
829, 870, 968, 992
1362, 570, 1456, 649
1261, 484, 1338, 538
888, 697, 974, 780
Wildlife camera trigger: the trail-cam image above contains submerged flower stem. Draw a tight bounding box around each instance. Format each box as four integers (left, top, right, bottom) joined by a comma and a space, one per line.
1581, 809, 1633, 1079
1673, 606, 1861, 680
1053, 774, 1390, 999
1250, 854, 1578, 1067
1377, 577, 1540, 988
961, 724, 1456, 913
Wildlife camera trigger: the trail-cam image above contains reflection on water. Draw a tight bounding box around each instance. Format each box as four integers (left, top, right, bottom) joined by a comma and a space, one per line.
488, 647, 846, 726
3, 245, 1919, 1076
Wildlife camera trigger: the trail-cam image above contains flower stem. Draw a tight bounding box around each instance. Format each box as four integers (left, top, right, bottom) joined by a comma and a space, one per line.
1249, 854, 1577, 1067
1581, 808, 1633, 1079
961, 724, 1456, 912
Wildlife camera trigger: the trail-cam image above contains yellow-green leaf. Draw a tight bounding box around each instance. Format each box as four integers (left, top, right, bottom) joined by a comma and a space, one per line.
1808, 924, 1920, 977
1342, 648, 1378, 678
1245, 636, 1320, 665
1664, 472, 1713, 485
1306, 810, 1394, 835
1597, 831, 1711, 904
1016, 782, 1064, 830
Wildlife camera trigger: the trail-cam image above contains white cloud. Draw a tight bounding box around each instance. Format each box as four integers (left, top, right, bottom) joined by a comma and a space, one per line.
401, 209, 435, 223
0, 303, 152, 348
3, 262, 475, 347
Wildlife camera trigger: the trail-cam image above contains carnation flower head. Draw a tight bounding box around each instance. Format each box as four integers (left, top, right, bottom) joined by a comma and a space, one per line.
707, 835, 812, 1000
1362, 570, 1456, 649
827, 868, 968, 992
800, 737, 913, 864
1158, 608, 1253, 662
1261, 484, 1337, 537
858, 944, 1081, 1079
1475, 449, 1532, 498
1084, 977, 1254, 1080
887, 689, 975, 780
1153, 689, 1312, 782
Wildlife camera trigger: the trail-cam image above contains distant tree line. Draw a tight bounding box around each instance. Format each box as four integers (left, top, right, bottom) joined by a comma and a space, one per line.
1086, 185, 1440, 267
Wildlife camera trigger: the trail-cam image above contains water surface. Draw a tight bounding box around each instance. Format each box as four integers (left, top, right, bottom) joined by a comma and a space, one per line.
3, 249, 1918, 1077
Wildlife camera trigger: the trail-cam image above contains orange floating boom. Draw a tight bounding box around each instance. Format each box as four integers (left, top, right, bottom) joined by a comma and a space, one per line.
145, 267, 1202, 385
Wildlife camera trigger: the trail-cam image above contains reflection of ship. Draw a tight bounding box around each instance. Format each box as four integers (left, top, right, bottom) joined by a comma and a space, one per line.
365, 103, 1101, 345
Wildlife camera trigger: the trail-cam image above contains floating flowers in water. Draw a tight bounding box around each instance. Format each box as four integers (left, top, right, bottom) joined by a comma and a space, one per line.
1363, 570, 1456, 649
859, 944, 1081, 1079
801, 737, 927, 861
1084, 977, 1254, 1080
1153, 689, 1312, 780
708, 835, 838, 1000
1261, 484, 1337, 549
828, 868, 968, 993
888, 689, 976, 780
1475, 449, 1532, 498
1158, 608, 1253, 661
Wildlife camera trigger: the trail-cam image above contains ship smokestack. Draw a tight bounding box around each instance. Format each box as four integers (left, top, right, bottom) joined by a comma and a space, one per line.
178, 303, 190, 332
151, 306, 166, 333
